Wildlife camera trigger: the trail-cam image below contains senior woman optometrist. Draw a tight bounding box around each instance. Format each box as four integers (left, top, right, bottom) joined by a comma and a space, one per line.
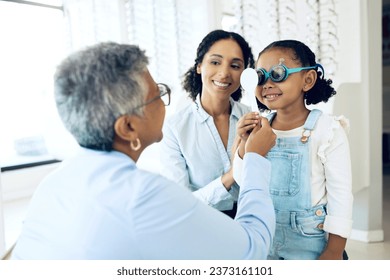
11, 42, 276, 260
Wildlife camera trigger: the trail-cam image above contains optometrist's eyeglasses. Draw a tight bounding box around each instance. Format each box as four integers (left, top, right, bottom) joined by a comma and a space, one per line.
256, 63, 323, 86
136, 83, 171, 108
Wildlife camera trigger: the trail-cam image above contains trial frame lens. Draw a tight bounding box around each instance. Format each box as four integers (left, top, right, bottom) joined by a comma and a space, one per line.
256, 64, 320, 86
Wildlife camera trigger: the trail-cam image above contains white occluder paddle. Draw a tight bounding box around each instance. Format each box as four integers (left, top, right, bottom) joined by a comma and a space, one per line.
240, 68, 259, 113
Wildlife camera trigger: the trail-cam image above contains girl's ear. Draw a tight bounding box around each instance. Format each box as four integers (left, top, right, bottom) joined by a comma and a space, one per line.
303, 69, 317, 92
114, 115, 139, 142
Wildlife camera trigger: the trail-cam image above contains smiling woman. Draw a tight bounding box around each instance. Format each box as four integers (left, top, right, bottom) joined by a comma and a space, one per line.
160, 30, 255, 219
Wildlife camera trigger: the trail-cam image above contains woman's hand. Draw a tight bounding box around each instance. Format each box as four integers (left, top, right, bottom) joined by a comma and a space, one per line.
221, 168, 235, 191
245, 117, 276, 157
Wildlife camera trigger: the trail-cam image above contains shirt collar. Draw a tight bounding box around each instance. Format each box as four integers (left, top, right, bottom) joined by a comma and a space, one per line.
191, 94, 239, 123
229, 98, 242, 121
191, 95, 209, 123
79, 147, 136, 166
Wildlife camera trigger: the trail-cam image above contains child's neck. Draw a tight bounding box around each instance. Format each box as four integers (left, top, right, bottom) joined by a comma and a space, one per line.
272, 108, 310, 131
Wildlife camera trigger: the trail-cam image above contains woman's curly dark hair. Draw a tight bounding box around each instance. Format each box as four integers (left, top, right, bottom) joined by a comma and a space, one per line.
182, 29, 255, 102
256, 39, 336, 111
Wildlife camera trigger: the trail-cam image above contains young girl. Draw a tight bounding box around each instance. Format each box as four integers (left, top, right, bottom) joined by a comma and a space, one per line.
160, 30, 255, 218
234, 39, 353, 259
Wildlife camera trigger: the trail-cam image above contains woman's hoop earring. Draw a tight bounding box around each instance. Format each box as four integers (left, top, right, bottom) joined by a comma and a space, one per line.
130, 138, 141, 151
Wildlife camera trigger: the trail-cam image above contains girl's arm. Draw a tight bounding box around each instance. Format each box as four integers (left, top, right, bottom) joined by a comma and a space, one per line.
233, 112, 263, 185
319, 234, 346, 260
319, 117, 353, 259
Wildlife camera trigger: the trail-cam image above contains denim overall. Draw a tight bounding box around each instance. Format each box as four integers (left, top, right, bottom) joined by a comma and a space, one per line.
266, 109, 327, 260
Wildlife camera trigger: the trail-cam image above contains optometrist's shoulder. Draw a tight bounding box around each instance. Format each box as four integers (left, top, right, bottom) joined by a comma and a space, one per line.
11, 42, 276, 260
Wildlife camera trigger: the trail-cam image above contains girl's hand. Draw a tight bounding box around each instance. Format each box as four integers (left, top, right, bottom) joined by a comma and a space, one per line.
318, 234, 346, 260
236, 112, 261, 142
231, 135, 241, 160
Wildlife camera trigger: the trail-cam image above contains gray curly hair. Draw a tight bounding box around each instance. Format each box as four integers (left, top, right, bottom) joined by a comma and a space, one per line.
54, 42, 149, 151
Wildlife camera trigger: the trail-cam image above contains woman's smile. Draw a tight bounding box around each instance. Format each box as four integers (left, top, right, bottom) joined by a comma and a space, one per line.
213, 80, 231, 89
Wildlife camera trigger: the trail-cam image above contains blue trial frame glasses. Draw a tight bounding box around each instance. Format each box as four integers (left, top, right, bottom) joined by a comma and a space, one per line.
256, 63, 323, 86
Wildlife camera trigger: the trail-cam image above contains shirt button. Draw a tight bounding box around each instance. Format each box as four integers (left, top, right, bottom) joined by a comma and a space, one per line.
315, 209, 323, 216
317, 223, 324, 230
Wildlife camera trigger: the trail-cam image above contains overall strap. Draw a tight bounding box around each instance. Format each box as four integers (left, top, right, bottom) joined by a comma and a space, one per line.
300, 109, 322, 143
303, 109, 322, 131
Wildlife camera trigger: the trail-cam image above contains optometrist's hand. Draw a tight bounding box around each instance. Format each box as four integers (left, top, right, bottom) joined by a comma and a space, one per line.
245, 117, 276, 157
